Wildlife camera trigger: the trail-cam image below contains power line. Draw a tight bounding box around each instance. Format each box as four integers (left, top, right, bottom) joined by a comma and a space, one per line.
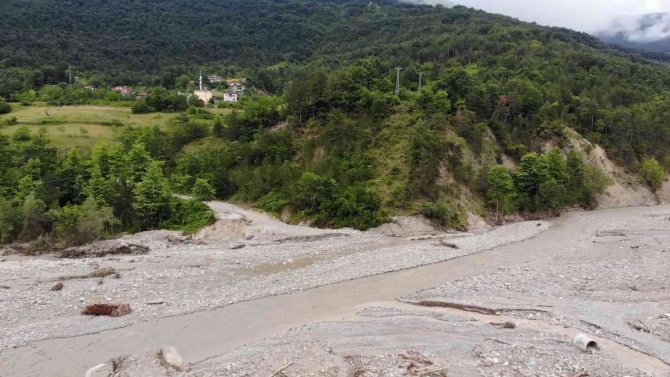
395, 67, 402, 96
418, 72, 423, 95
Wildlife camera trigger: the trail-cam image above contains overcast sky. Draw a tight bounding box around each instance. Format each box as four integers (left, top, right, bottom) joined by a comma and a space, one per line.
407, 0, 670, 38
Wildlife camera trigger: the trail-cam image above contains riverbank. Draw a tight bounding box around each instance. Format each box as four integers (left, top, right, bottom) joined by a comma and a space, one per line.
1, 204, 669, 376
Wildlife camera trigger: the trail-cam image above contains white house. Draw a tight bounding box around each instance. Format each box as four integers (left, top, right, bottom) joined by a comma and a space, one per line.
223, 92, 238, 103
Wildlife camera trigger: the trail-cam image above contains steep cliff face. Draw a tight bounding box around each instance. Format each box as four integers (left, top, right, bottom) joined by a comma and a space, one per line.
562, 129, 657, 209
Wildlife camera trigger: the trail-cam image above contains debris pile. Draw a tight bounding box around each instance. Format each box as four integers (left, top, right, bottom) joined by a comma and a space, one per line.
82, 303, 132, 317
60, 240, 149, 258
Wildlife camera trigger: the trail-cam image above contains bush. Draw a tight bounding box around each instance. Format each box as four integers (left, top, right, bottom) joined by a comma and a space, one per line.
641, 157, 665, 190
143, 88, 188, 112
19, 192, 49, 241
329, 185, 385, 230
1, 116, 18, 126
188, 95, 205, 108
191, 178, 215, 201
291, 172, 338, 214
0, 100, 11, 115
162, 199, 215, 233
131, 100, 155, 114
288, 172, 385, 230
0, 198, 21, 243
55, 197, 117, 246
258, 191, 290, 214
212, 119, 225, 137
421, 200, 467, 230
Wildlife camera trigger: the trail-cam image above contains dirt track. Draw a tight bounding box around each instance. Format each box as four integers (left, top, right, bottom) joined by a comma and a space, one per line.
1, 203, 669, 376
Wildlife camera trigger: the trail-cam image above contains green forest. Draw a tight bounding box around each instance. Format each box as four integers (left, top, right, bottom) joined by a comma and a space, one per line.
1, 0, 670, 246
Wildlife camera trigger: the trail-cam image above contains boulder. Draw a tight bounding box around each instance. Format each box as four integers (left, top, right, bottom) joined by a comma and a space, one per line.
84, 363, 113, 377
160, 347, 184, 371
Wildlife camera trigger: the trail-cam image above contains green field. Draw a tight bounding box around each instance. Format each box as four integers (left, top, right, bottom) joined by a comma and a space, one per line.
0, 105, 232, 149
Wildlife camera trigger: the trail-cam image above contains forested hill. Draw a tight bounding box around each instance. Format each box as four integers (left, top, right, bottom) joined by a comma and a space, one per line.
3, 0, 670, 241
0, 0, 657, 91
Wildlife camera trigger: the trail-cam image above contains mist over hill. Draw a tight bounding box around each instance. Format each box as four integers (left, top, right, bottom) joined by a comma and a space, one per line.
599, 13, 670, 55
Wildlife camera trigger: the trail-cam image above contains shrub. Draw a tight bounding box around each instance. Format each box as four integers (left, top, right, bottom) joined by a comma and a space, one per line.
287, 172, 385, 230
0, 198, 21, 243
537, 178, 566, 211
188, 95, 205, 108
212, 119, 225, 137
19, 192, 49, 241
291, 172, 338, 214
191, 178, 216, 201
55, 197, 117, 246
143, 88, 188, 112
258, 191, 290, 214
1, 116, 18, 126
162, 199, 215, 233
131, 100, 154, 114
0, 100, 11, 115
13, 126, 31, 142
330, 185, 385, 230
421, 200, 467, 230
641, 157, 665, 190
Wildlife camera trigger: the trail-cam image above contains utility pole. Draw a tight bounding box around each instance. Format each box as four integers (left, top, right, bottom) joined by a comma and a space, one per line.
68, 65, 73, 86
395, 67, 402, 96
418, 72, 423, 95
199, 69, 203, 91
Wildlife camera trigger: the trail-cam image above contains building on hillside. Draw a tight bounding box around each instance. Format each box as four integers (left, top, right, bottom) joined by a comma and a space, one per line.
111, 85, 135, 95
208, 75, 225, 83
223, 92, 238, 103
84, 85, 97, 91
136, 92, 149, 100
227, 80, 245, 93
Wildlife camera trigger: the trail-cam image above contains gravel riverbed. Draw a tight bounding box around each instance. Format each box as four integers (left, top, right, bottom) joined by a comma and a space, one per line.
3, 203, 670, 377
0, 202, 548, 351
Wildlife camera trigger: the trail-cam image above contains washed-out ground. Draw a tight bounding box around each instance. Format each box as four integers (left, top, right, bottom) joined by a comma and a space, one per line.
1, 202, 669, 376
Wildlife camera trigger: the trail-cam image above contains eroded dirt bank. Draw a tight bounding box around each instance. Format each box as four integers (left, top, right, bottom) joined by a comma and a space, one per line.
1, 204, 669, 376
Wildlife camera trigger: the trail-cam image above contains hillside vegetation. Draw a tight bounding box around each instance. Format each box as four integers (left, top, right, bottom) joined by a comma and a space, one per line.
1, 0, 670, 244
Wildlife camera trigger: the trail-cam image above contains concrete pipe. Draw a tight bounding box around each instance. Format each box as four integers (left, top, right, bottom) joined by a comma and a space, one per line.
573, 333, 599, 352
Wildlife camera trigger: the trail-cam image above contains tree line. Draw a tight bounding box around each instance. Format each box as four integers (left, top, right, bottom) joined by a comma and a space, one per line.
0, 126, 213, 247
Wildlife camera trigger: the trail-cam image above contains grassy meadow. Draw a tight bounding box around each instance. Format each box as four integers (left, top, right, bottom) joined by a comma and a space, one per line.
0, 104, 233, 149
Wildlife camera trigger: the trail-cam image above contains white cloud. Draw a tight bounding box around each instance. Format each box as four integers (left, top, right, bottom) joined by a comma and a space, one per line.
404, 0, 670, 38
604, 13, 670, 42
